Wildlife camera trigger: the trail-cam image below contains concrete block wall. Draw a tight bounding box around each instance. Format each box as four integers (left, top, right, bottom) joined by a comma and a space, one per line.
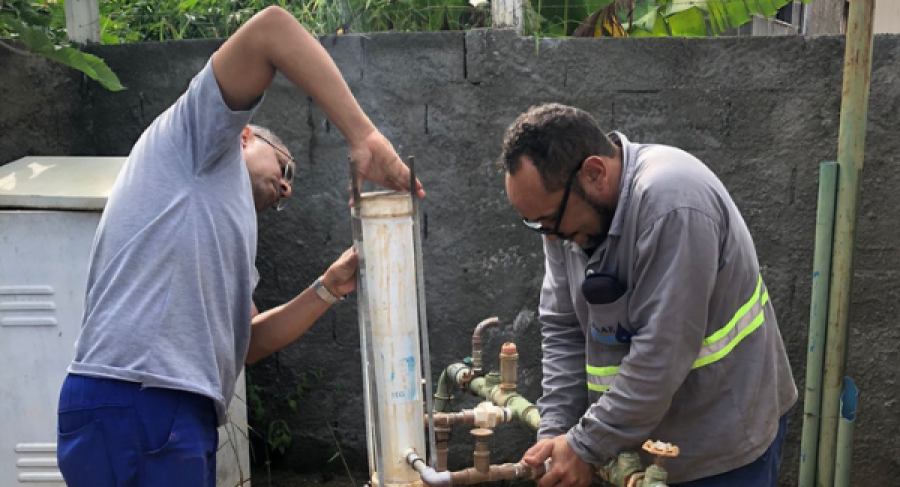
2, 31, 898, 485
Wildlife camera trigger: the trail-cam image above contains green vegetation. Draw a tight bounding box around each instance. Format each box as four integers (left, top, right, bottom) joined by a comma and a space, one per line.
0, 0, 124, 90
2, 0, 816, 91
534, 0, 816, 39
245, 366, 356, 485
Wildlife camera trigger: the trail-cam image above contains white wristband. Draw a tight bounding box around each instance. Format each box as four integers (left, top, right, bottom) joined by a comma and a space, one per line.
313, 276, 343, 305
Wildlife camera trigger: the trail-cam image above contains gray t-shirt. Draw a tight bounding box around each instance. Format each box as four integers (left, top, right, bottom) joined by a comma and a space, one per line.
69, 58, 261, 426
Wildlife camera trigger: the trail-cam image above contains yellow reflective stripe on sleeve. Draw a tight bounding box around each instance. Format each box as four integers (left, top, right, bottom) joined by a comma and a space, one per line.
692, 290, 769, 369
585, 276, 770, 393
692, 281, 769, 367
702, 275, 762, 347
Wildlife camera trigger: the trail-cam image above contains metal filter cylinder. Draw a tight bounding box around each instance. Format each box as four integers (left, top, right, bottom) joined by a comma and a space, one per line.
357, 191, 426, 486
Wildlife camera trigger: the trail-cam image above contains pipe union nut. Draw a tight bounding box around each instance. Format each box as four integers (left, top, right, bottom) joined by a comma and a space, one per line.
473, 401, 504, 428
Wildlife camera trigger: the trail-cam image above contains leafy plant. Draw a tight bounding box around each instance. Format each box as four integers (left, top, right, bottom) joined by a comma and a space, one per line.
2, 0, 823, 94
93, 0, 487, 41
248, 379, 266, 422
530, 0, 818, 38
0, 0, 125, 90
266, 419, 293, 455
247, 366, 358, 484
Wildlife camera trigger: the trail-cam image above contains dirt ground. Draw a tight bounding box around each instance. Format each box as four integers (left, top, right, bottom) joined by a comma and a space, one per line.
249, 467, 364, 487
248, 468, 534, 487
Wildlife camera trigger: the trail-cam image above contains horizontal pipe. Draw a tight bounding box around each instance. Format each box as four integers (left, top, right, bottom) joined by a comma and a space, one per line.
468, 377, 540, 432
425, 406, 513, 428
406, 449, 453, 487
426, 411, 476, 427
450, 461, 548, 485
407, 449, 547, 487
503, 394, 541, 431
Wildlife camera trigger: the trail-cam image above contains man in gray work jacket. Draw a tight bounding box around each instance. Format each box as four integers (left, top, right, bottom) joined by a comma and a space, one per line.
502, 103, 797, 486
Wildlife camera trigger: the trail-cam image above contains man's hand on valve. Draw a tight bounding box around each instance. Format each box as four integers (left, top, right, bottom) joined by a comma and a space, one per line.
522, 434, 595, 487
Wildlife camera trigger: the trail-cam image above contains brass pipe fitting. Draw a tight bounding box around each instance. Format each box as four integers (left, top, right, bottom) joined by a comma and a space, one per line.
449, 461, 548, 485
426, 411, 476, 427
471, 317, 499, 376
434, 426, 452, 472
471, 428, 492, 473
499, 342, 519, 393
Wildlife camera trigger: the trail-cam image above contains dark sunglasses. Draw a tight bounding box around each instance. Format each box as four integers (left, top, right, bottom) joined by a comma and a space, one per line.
522, 158, 586, 238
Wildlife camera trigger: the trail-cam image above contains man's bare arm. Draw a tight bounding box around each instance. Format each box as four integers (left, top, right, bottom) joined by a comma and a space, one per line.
211, 7, 423, 196
246, 247, 358, 364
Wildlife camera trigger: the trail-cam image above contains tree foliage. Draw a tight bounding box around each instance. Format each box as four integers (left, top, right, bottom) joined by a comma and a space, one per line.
1, 0, 816, 91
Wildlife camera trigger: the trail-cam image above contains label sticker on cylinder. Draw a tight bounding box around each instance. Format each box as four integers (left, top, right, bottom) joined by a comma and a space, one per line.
386, 333, 419, 404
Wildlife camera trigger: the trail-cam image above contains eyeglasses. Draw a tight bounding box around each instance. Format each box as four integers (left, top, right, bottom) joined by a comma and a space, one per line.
255, 132, 295, 211
522, 158, 586, 238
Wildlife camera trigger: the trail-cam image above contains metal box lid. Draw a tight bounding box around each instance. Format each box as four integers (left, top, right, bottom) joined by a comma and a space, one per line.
0, 156, 126, 211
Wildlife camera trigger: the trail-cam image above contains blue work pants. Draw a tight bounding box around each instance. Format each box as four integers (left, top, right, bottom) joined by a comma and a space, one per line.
57, 374, 218, 487
672, 413, 788, 487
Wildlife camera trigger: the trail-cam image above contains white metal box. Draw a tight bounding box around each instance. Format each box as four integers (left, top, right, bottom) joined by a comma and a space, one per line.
0, 156, 250, 486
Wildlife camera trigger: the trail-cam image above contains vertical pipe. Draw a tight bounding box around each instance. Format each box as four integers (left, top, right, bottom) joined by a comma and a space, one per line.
472, 317, 500, 376
359, 191, 426, 486
817, 1, 875, 485
433, 369, 455, 413
350, 159, 380, 483
409, 157, 438, 470
835, 377, 859, 487
798, 162, 838, 487
434, 426, 452, 472
472, 429, 493, 473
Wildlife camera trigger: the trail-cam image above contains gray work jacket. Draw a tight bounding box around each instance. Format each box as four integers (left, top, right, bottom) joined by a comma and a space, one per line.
536, 133, 797, 483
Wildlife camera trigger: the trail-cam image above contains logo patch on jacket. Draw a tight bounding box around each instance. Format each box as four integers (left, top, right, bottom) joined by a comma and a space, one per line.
590, 323, 633, 344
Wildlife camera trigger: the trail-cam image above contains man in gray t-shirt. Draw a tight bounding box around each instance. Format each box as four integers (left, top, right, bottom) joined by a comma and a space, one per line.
56, 7, 424, 487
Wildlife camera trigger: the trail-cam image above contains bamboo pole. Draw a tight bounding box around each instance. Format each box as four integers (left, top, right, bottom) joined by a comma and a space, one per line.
816, 1, 876, 485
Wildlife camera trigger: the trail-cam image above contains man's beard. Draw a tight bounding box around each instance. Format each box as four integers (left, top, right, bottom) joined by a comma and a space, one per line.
573, 182, 615, 249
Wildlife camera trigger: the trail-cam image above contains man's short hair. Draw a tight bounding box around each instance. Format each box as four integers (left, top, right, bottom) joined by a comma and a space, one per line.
249, 125, 287, 153
248, 124, 295, 174
499, 103, 616, 192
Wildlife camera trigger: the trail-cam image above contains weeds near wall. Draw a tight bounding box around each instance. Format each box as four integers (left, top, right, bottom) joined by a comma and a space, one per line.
220, 411, 254, 487
244, 366, 357, 486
